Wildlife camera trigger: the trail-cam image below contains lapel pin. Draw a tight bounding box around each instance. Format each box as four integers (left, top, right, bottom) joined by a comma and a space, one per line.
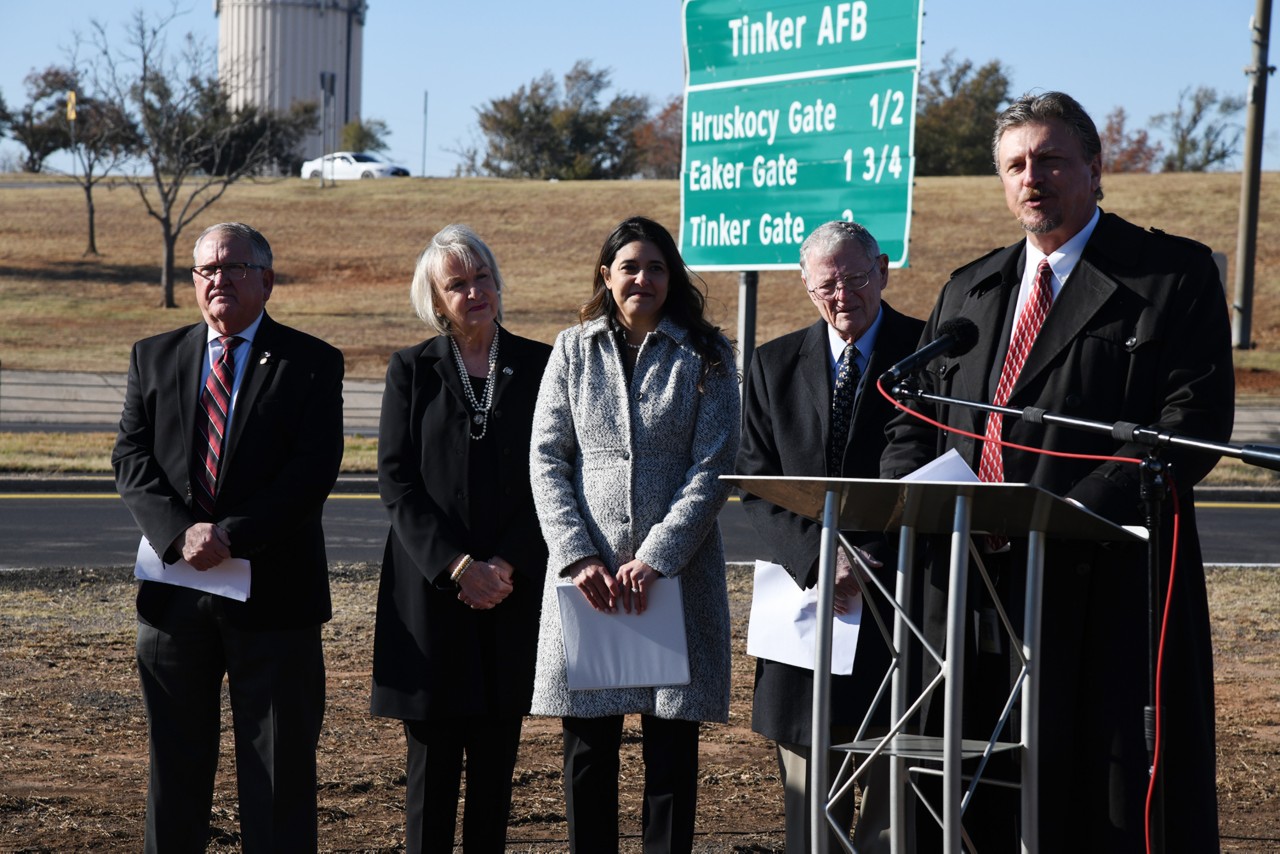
260, 351, 272, 365
503, 366, 513, 375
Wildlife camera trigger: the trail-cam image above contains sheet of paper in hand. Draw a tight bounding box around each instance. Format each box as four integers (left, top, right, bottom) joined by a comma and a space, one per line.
557, 576, 688, 690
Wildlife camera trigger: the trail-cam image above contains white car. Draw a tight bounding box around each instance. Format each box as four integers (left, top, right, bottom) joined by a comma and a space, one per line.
300, 151, 409, 180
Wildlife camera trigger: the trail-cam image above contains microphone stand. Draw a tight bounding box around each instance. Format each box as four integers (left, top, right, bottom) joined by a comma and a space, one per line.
888, 380, 1280, 853
888, 381, 1280, 474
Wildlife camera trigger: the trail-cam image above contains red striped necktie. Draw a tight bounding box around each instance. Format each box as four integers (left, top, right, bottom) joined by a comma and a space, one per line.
978, 258, 1055, 485
193, 335, 242, 517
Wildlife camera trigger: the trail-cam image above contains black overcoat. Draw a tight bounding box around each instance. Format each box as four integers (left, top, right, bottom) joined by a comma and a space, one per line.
881, 211, 1234, 851
370, 328, 550, 721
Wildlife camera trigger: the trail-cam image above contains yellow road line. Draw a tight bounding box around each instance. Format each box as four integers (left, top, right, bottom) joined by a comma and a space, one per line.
1, 494, 1273, 509
0, 493, 384, 500
0, 493, 120, 499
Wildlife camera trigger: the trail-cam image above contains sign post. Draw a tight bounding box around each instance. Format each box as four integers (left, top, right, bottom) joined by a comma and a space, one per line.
683, 4, 923, 846
66, 90, 78, 181
680, 0, 922, 272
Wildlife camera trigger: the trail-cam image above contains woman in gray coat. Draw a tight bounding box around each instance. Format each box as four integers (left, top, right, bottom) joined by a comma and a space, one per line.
529, 217, 740, 854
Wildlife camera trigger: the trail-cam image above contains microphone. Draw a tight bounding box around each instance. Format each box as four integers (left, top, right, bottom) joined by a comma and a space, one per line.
878, 317, 979, 386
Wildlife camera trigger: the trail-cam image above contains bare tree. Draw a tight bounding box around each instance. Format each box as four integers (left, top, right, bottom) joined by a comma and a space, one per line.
1153, 86, 1246, 172
447, 142, 481, 178
91, 7, 306, 307
1100, 107, 1162, 173
441, 127, 484, 177
42, 54, 142, 256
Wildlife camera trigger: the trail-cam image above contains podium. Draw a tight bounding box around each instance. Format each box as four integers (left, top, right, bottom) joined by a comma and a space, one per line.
726, 476, 1146, 854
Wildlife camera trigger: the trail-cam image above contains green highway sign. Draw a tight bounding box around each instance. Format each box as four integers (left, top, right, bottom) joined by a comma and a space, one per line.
680, 0, 922, 270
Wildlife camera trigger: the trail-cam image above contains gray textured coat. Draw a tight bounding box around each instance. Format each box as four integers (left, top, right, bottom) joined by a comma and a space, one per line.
529, 315, 740, 722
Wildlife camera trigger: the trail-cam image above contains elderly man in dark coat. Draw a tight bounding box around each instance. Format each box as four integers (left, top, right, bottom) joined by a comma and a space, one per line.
737, 219, 924, 852
114, 222, 344, 851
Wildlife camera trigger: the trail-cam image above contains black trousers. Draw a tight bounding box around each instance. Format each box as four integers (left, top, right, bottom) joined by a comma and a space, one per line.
562, 714, 700, 854
403, 714, 524, 853
135, 587, 325, 854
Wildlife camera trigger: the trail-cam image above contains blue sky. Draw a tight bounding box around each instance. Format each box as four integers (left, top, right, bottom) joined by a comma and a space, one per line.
3, 1, 1277, 176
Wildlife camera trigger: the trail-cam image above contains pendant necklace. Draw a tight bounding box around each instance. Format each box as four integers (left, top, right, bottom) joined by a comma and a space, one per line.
449, 325, 500, 440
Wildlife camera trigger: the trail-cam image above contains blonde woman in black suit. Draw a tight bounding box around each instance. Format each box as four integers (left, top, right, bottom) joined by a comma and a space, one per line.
371, 224, 550, 852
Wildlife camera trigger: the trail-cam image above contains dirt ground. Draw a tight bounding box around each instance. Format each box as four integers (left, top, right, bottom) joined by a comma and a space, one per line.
0, 563, 1276, 853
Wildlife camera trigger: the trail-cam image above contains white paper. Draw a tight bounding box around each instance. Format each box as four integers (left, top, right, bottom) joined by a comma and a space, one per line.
556, 576, 689, 690
746, 559, 861, 675
133, 536, 252, 602
901, 447, 980, 482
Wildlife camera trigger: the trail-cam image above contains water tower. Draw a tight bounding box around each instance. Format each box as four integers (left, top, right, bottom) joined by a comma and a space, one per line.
215, 0, 367, 161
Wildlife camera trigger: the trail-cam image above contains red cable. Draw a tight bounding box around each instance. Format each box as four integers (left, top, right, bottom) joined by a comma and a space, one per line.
876, 377, 1182, 851
874, 377, 1143, 468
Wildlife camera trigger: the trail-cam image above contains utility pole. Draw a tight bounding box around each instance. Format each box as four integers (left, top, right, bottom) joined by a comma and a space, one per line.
1233, 0, 1274, 350
320, 71, 337, 187
421, 90, 429, 177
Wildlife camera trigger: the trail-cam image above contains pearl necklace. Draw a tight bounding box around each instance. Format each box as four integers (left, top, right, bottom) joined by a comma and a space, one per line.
615, 323, 644, 351
449, 325, 500, 440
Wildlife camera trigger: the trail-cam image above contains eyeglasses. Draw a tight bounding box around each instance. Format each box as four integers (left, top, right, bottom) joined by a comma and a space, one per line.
806, 261, 879, 299
191, 263, 266, 282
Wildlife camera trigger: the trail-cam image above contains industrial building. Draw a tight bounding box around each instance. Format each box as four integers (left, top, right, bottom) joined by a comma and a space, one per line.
215, 0, 367, 161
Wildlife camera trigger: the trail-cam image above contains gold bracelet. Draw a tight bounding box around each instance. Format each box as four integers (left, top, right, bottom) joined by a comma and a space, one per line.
450, 554, 474, 584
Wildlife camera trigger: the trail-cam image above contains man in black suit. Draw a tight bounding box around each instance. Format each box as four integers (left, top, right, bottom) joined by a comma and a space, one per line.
881, 92, 1232, 850
737, 220, 924, 852
113, 222, 344, 852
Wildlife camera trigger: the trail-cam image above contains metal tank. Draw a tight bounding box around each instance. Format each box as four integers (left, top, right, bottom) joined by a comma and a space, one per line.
215, 0, 367, 161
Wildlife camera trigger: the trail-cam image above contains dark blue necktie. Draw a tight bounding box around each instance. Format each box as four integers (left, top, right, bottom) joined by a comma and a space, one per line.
827, 344, 860, 475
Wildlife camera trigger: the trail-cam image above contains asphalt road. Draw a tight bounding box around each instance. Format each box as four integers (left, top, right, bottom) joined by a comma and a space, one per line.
0, 491, 1275, 571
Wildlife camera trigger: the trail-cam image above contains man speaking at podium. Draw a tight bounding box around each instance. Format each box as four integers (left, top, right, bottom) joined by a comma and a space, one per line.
881, 91, 1233, 851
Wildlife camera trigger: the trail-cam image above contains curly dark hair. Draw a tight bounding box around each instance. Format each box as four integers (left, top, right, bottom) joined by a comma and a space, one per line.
579, 216, 732, 387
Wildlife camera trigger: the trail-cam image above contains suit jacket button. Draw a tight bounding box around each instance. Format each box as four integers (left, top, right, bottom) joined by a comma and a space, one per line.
1064, 394, 1082, 409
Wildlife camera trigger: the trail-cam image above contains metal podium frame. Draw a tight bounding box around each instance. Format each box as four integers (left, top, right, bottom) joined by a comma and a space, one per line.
726, 476, 1146, 854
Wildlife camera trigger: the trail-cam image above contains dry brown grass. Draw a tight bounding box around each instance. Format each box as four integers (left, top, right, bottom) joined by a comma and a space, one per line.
6, 429, 1272, 487
3, 172, 1277, 477
2, 171, 1279, 381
